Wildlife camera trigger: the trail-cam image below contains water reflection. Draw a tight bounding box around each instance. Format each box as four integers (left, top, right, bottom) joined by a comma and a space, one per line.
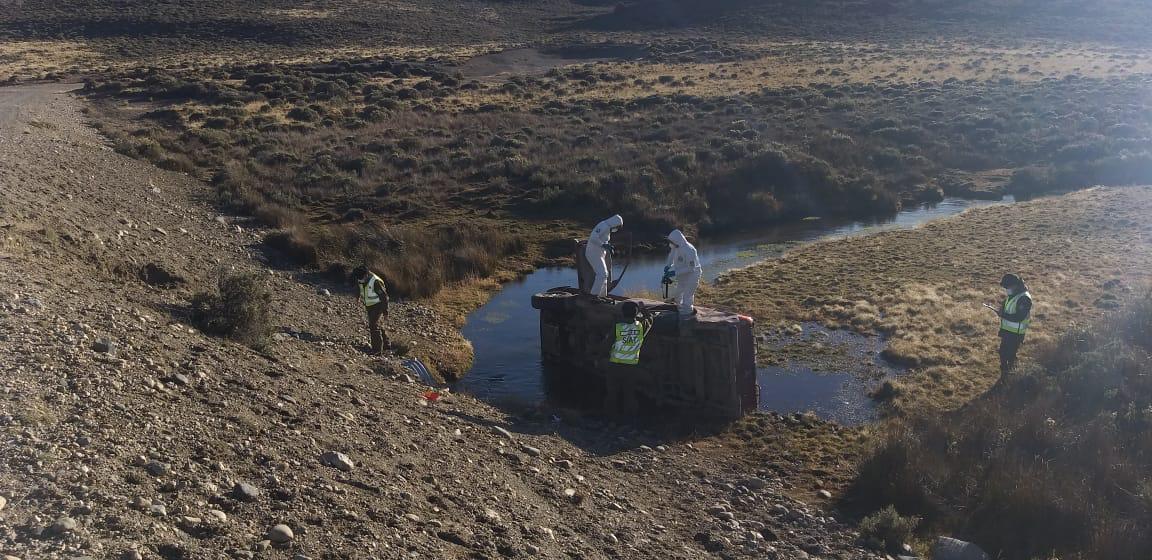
457, 197, 1012, 420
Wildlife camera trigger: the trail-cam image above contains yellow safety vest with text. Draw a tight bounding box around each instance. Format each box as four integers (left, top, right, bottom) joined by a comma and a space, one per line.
1000, 291, 1032, 335
360, 274, 384, 307
610, 321, 645, 365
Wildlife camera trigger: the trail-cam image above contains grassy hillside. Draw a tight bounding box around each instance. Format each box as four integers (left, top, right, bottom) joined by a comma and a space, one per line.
0, 0, 579, 50
82, 52, 1152, 297
5, 0, 1152, 82
848, 294, 1152, 559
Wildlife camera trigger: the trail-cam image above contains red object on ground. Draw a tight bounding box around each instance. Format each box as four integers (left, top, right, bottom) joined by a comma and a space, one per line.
422, 391, 441, 402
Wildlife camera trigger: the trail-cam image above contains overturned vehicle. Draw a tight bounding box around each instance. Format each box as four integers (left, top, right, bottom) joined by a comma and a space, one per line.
530, 241, 759, 421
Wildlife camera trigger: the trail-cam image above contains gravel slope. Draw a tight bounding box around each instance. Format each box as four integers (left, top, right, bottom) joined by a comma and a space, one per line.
0, 84, 877, 560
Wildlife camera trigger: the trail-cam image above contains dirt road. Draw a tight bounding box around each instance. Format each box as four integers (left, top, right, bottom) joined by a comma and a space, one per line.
0, 84, 877, 559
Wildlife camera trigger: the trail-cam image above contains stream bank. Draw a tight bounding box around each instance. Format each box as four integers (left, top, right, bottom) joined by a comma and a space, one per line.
456, 196, 1014, 423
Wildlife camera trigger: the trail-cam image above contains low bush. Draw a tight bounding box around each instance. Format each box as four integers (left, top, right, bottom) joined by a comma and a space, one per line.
263, 228, 319, 267
1007, 165, 1053, 199
858, 506, 919, 552
190, 271, 273, 349
847, 294, 1152, 560
368, 222, 527, 299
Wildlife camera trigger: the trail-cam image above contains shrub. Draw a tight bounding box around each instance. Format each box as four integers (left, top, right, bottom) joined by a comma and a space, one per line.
702, 145, 885, 229
870, 147, 903, 170
287, 107, 321, 122
263, 229, 320, 267
871, 125, 926, 144
847, 295, 1152, 560
190, 272, 273, 348
203, 117, 233, 129
869, 379, 903, 402
1007, 166, 1054, 199
248, 202, 305, 228
859, 506, 919, 552
320, 220, 527, 299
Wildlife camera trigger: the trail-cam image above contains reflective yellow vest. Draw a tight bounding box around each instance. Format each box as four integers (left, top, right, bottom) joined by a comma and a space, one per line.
360, 273, 384, 307
1000, 291, 1032, 335
610, 321, 646, 365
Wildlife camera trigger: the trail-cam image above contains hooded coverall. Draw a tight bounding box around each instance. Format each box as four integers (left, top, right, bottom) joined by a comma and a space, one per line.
586, 215, 623, 297
665, 229, 702, 318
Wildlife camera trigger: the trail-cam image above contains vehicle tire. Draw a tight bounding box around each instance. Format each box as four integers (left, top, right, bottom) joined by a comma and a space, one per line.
531, 289, 579, 311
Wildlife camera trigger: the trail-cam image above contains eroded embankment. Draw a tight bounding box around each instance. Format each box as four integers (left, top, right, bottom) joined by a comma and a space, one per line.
708, 186, 1152, 415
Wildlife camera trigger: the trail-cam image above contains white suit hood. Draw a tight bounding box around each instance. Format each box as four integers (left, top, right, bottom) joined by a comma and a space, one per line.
666, 229, 701, 273
589, 215, 623, 245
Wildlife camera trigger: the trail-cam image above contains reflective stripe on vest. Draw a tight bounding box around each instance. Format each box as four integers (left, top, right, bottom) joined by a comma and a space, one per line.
1000, 291, 1032, 334
610, 321, 644, 365
361, 274, 383, 307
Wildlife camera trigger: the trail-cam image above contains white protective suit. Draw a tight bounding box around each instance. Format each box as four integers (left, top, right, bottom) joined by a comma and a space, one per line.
665, 229, 702, 317
586, 214, 623, 296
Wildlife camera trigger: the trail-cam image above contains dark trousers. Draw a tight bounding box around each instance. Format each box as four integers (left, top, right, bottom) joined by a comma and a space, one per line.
998, 331, 1024, 376
604, 364, 639, 418
367, 302, 389, 354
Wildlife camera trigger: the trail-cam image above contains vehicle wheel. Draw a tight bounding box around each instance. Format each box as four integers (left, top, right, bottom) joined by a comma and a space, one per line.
531, 289, 579, 312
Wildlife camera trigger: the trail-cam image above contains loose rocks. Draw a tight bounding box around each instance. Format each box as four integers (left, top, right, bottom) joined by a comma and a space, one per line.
267, 524, 294, 544
232, 482, 261, 502
320, 451, 355, 472
92, 338, 116, 354
145, 461, 169, 477
741, 478, 768, 490
45, 516, 79, 537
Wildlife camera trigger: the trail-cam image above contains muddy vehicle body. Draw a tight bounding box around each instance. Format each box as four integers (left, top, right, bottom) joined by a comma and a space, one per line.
530, 241, 758, 420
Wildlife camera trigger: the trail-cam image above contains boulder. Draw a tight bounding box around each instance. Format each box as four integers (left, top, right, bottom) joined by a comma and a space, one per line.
267, 524, 294, 544
932, 537, 990, 560
320, 451, 355, 472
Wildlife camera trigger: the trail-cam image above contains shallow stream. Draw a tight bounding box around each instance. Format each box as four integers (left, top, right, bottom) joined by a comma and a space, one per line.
455, 197, 1012, 423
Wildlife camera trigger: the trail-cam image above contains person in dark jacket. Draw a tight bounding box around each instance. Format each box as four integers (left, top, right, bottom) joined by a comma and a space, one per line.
990, 273, 1033, 376
352, 265, 389, 355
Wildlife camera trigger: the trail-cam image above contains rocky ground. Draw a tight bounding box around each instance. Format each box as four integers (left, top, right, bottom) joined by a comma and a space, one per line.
0, 85, 881, 559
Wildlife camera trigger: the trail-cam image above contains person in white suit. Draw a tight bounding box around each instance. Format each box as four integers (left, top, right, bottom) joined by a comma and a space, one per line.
662, 229, 702, 318
586, 215, 623, 296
